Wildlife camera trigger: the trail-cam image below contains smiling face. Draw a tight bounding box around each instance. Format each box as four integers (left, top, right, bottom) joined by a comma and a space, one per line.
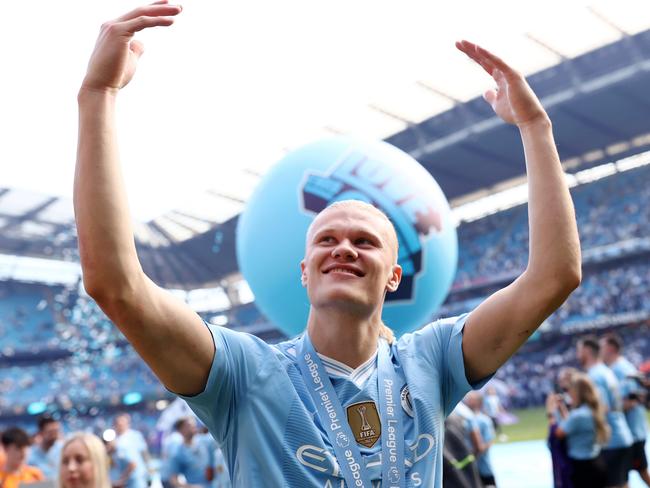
301, 202, 402, 318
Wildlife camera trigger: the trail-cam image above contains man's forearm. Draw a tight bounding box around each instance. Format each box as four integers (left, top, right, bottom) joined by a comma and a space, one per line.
74, 88, 142, 298
519, 118, 581, 289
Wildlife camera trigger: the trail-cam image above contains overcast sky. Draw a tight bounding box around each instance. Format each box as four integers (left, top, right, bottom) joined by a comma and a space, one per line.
2, 0, 648, 221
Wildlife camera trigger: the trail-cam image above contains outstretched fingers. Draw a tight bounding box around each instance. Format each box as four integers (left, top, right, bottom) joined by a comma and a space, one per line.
121, 14, 177, 34
116, 2, 182, 24
456, 40, 518, 80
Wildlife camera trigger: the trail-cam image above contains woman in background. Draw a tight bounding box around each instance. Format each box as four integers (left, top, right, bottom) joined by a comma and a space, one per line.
547, 372, 610, 488
59, 433, 110, 488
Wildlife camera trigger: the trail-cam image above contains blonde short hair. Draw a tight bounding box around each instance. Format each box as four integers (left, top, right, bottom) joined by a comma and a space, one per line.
59, 432, 111, 488
306, 200, 400, 262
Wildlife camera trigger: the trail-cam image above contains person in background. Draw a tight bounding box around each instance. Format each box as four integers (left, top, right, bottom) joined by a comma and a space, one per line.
443, 414, 483, 488
0, 440, 6, 469
577, 335, 634, 488
446, 403, 483, 488
0, 427, 44, 488
28, 415, 64, 479
465, 392, 498, 487
106, 436, 142, 488
59, 432, 111, 488
483, 386, 504, 437
601, 333, 650, 487
548, 367, 579, 488
114, 414, 150, 487
168, 417, 211, 488
547, 372, 609, 488
194, 426, 230, 488
160, 419, 184, 488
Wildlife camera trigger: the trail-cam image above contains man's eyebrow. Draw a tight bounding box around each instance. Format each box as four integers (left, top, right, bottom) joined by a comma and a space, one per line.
312, 226, 384, 243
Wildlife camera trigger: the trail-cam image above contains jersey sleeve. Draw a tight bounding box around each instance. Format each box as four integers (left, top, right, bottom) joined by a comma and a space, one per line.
559, 409, 588, 436
177, 323, 276, 444
402, 313, 493, 416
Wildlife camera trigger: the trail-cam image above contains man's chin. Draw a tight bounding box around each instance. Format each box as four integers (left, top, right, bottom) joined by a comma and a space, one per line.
313, 292, 374, 314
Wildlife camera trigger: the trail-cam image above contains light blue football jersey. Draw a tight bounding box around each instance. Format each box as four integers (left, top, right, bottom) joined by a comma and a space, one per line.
587, 363, 633, 449
559, 405, 600, 460
180, 314, 487, 487
474, 412, 495, 476
610, 357, 648, 442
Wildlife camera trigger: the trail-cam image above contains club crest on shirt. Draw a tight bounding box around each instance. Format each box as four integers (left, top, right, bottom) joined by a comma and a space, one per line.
400, 385, 414, 417
346, 401, 381, 448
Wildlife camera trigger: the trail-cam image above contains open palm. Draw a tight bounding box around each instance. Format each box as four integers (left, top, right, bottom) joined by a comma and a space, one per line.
456, 40, 548, 127
82, 1, 181, 93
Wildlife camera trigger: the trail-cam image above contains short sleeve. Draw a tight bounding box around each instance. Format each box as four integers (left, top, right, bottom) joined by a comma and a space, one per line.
404, 313, 493, 415
177, 323, 277, 444
559, 410, 587, 436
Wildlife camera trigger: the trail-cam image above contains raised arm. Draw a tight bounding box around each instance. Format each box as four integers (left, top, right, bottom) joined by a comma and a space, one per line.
74, 1, 213, 395
455, 41, 581, 382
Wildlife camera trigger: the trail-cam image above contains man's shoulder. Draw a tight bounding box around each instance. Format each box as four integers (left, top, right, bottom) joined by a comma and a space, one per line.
615, 356, 635, 373
394, 314, 469, 352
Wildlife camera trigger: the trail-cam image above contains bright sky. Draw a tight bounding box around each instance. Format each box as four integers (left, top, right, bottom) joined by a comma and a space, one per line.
2, 0, 650, 221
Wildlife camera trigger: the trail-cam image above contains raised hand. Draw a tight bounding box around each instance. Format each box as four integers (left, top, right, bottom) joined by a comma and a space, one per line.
81, 0, 182, 94
456, 40, 548, 128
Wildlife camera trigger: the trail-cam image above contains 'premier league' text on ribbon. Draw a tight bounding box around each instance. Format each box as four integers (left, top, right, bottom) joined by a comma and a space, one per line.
383, 378, 399, 464
304, 352, 342, 432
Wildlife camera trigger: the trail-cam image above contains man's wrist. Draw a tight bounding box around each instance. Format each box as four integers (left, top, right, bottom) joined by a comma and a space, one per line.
78, 85, 119, 105
518, 115, 552, 135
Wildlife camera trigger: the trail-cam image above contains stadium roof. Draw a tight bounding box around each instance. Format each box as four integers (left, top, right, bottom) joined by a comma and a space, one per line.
3, 10, 650, 287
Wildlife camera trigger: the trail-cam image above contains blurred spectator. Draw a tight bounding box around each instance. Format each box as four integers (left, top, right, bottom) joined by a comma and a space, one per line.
114, 414, 150, 488
577, 336, 633, 488
195, 426, 230, 488
465, 392, 497, 487
167, 417, 212, 488
28, 415, 63, 479
59, 432, 110, 488
600, 333, 650, 487
547, 373, 609, 488
0, 427, 44, 488
106, 437, 141, 488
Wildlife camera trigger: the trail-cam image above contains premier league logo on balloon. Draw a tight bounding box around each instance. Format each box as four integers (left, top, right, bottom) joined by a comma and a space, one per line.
236, 137, 457, 338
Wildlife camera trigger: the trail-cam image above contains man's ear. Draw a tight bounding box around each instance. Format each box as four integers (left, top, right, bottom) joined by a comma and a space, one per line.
300, 260, 307, 287
386, 264, 402, 292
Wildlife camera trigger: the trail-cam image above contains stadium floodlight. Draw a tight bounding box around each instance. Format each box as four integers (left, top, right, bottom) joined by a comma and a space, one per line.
122, 392, 143, 406
27, 402, 47, 415
102, 429, 116, 442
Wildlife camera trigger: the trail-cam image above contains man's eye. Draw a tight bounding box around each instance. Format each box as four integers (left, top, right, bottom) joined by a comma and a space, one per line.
356, 238, 374, 246
320, 236, 334, 243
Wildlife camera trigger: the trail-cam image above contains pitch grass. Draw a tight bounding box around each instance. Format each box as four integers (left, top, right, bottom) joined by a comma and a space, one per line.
498, 408, 650, 444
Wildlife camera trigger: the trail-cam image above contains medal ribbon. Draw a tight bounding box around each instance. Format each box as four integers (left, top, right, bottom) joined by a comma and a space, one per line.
297, 333, 405, 488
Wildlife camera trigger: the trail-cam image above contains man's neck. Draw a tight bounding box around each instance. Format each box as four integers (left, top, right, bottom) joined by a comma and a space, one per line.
583, 358, 600, 370
306, 308, 381, 369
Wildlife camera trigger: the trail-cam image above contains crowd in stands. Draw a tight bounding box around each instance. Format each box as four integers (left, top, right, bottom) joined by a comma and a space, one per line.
439, 256, 650, 334
0, 284, 167, 417
453, 163, 650, 287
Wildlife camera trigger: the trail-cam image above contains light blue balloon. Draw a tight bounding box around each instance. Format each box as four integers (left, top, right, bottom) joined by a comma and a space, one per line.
236, 137, 457, 338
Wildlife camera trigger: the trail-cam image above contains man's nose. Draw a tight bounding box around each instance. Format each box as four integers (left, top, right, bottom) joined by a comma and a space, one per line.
331, 240, 357, 260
